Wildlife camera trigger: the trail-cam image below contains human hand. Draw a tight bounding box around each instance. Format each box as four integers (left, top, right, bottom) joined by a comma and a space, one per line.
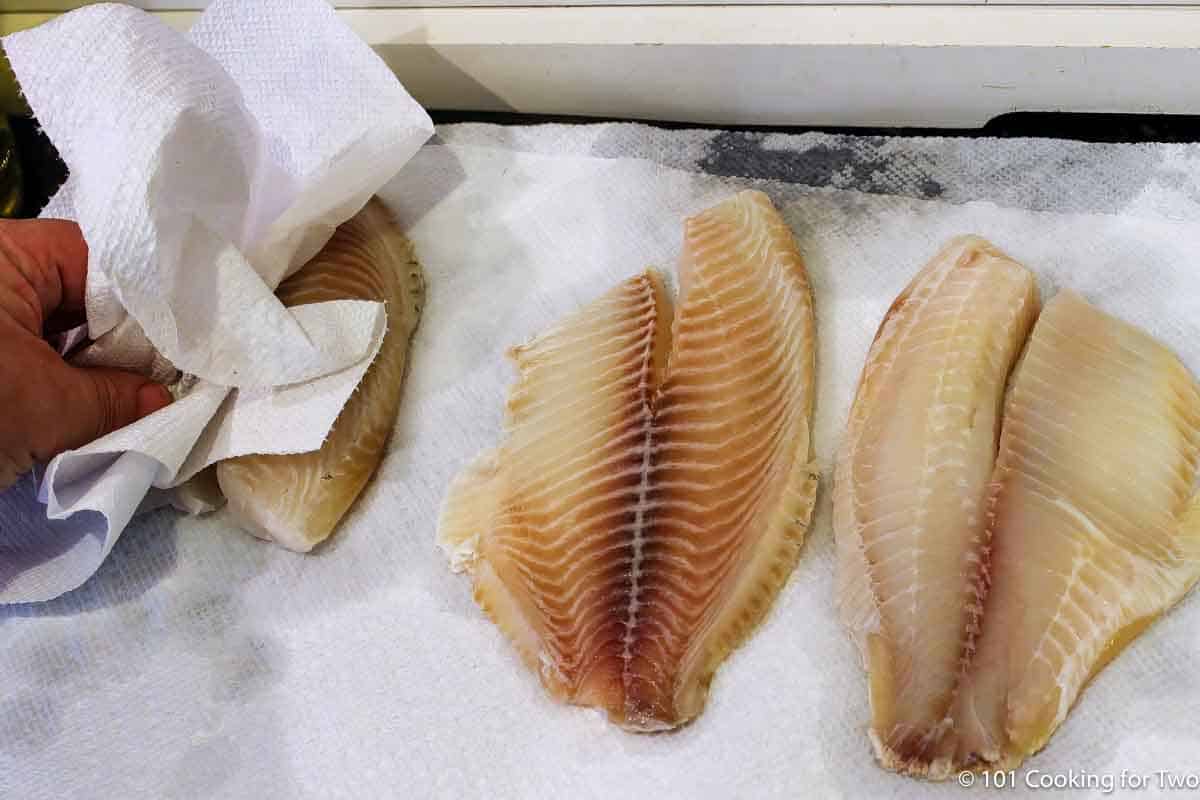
0, 218, 171, 490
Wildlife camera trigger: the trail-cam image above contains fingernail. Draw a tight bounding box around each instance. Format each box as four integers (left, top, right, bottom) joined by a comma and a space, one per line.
136, 383, 173, 418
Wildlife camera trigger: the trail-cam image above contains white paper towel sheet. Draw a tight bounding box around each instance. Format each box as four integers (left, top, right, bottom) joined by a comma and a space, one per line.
0, 0, 433, 603
437, 121, 1200, 221
3, 133, 1200, 799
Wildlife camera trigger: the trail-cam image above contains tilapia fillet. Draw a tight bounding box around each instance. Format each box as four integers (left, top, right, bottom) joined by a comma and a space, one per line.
834, 236, 1040, 776
837, 240, 1200, 778
216, 198, 425, 552
440, 191, 817, 730
952, 291, 1200, 769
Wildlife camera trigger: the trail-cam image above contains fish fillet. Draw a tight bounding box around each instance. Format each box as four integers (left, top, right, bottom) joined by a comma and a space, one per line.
216, 198, 425, 552
834, 236, 1040, 777
952, 290, 1200, 770
440, 190, 817, 730
839, 246, 1200, 777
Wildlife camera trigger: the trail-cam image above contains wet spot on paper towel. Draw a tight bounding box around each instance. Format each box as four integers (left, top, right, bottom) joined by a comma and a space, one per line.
212, 634, 285, 703
0, 692, 62, 756
586, 124, 1193, 216
5, 623, 165, 701
696, 131, 946, 199
162, 590, 286, 701
9, 634, 84, 690
176, 590, 239, 644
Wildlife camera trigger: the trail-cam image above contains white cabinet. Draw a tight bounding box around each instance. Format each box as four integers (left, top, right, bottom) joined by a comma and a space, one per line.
5, 5, 1200, 126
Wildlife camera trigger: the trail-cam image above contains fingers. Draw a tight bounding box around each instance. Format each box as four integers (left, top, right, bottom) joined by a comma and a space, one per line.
0, 218, 88, 333
43, 308, 87, 336
33, 361, 172, 460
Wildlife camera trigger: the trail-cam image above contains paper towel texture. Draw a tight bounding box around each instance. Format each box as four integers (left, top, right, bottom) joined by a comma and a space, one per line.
439, 122, 1200, 220
4, 127, 1200, 798
0, 0, 432, 602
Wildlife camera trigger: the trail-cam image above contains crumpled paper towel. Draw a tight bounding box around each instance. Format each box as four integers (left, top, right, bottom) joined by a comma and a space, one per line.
4, 129, 1198, 799
0, 0, 432, 603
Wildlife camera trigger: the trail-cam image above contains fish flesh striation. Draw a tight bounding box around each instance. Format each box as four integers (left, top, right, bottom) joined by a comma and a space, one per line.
634, 190, 818, 726
837, 239, 1200, 778
952, 290, 1200, 769
440, 190, 817, 730
834, 236, 1040, 776
217, 198, 425, 552
440, 269, 674, 725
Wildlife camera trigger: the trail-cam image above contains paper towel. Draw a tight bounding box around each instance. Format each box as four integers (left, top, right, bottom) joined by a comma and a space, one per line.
4, 129, 1200, 798
439, 121, 1200, 221
0, 0, 432, 603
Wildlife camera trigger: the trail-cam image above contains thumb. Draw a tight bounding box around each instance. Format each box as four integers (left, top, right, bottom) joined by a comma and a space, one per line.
49, 365, 173, 454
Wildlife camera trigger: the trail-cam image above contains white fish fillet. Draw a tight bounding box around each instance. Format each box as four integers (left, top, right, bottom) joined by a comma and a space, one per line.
216, 198, 425, 552
838, 243, 1200, 777
833, 236, 1039, 776
952, 290, 1200, 769
440, 190, 817, 730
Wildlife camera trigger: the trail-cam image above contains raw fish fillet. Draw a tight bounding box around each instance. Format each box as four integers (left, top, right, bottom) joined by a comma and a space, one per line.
952, 290, 1200, 770
440, 190, 817, 730
833, 236, 1040, 776
838, 248, 1200, 778
216, 198, 425, 552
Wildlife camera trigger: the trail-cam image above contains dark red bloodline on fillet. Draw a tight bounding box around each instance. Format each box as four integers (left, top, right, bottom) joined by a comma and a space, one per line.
571, 398, 653, 717
622, 444, 679, 726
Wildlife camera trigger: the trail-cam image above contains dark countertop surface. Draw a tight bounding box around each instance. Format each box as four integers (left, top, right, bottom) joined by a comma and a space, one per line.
12, 110, 1200, 218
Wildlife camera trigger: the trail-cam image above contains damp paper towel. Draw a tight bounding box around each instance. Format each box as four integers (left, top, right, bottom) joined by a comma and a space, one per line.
0, 0, 433, 603
3, 127, 1200, 799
